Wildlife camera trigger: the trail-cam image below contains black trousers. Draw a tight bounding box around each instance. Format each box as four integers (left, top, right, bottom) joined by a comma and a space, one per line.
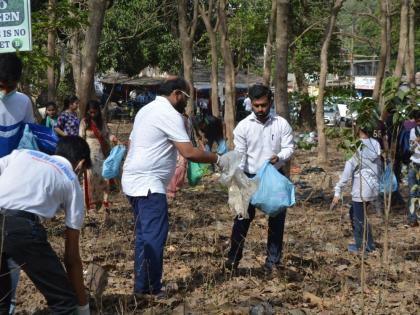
0, 214, 77, 315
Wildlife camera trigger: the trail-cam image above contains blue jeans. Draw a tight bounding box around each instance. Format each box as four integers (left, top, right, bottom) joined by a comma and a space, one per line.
350, 202, 375, 251
407, 163, 420, 224
7, 259, 20, 315
127, 193, 168, 294
0, 214, 77, 314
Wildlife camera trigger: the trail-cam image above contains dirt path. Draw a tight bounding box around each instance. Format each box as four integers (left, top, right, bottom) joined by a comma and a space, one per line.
14, 124, 420, 314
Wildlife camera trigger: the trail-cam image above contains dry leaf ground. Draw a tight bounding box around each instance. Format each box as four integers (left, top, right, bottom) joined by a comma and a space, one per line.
13, 123, 420, 314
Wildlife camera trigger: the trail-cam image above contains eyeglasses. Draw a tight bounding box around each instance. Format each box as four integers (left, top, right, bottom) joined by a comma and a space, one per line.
177, 90, 190, 99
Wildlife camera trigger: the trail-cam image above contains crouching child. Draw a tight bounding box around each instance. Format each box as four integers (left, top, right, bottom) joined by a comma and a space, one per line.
0, 136, 92, 314
331, 128, 382, 253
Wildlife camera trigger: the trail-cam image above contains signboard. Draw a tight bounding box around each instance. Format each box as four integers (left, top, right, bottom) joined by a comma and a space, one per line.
354, 76, 376, 90
0, 0, 32, 53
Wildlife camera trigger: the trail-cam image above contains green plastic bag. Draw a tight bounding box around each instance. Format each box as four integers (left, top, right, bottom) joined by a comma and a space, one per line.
187, 162, 210, 186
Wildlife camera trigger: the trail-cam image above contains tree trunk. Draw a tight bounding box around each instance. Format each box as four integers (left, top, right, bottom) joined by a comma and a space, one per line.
178, 0, 198, 116
372, 0, 389, 105
218, 0, 236, 149
405, 0, 415, 92
47, 0, 57, 102
69, 0, 82, 97
78, 0, 108, 116
263, 0, 277, 86
199, 0, 219, 117
316, 0, 345, 164
393, 0, 409, 82
274, 0, 290, 121
295, 68, 314, 129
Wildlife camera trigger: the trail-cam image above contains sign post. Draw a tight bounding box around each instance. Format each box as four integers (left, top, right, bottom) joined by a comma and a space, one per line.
0, 0, 32, 53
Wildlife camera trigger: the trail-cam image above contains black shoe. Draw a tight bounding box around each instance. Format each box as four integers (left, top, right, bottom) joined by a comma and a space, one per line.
408, 221, 419, 227
223, 259, 239, 272
263, 262, 280, 276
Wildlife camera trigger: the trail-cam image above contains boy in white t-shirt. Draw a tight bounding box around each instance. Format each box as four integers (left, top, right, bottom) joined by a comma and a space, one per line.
0, 136, 92, 314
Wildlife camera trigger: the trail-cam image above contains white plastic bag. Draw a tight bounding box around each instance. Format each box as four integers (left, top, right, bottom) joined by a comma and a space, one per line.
228, 168, 259, 219
219, 151, 259, 219
218, 150, 242, 185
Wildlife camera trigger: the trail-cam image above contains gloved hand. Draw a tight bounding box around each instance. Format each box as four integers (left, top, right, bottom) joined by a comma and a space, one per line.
77, 304, 90, 315
217, 153, 230, 171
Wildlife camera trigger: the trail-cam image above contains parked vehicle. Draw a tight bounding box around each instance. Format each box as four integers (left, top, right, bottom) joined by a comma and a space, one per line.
324, 104, 341, 126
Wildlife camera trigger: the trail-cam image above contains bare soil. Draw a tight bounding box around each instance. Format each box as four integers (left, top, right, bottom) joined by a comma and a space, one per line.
15, 123, 420, 314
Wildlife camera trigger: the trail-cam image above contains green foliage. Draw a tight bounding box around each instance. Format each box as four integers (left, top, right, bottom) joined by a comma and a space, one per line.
337, 128, 363, 160
348, 97, 380, 132
98, 0, 181, 75
382, 76, 419, 125
290, 0, 346, 77
325, 126, 341, 139
227, 0, 270, 71
18, 0, 86, 94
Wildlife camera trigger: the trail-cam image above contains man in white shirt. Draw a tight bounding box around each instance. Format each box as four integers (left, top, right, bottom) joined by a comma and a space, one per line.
407, 110, 420, 227
225, 84, 294, 274
243, 96, 252, 112
0, 136, 92, 315
122, 77, 227, 296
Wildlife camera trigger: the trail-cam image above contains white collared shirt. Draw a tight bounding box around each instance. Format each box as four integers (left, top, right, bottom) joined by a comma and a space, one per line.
234, 112, 294, 174
122, 96, 190, 196
0, 149, 84, 230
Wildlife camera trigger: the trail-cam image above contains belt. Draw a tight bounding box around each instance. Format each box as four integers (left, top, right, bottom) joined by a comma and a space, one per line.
0, 209, 40, 223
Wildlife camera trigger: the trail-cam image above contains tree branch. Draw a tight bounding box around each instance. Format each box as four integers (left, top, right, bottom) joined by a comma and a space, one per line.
289, 19, 327, 48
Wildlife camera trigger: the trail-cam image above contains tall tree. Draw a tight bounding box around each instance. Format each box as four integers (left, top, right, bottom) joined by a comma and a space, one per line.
316, 0, 345, 164
47, 0, 57, 102
218, 0, 235, 149
393, 0, 409, 82
77, 0, 108, 115
178, 0, 198, 115
372, 0, 390, 105
199, 0, 220, 117
405, 0, 415, 92
263, 0, 277, 86
274, 0, 290, 121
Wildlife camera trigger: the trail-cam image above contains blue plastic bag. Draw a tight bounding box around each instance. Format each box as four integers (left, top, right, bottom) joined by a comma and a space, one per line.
380, 163, 398, 193
251, 161, 295, 216
27, 123, 59, 154
102, 144, 126, 179
217, 139, 227, 155
18, 124, 39, 151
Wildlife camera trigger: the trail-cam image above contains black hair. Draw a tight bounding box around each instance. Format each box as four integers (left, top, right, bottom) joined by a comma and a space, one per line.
195, 114, 224, 142
84, 100, 103, 130
158, 77, 189, 96
248, 84, 273, 101
55, 136, 92, 169
63, 95, 79, 111
413, 110, 420, 120
0, 53, 23, 83
46, 101, 57, 109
